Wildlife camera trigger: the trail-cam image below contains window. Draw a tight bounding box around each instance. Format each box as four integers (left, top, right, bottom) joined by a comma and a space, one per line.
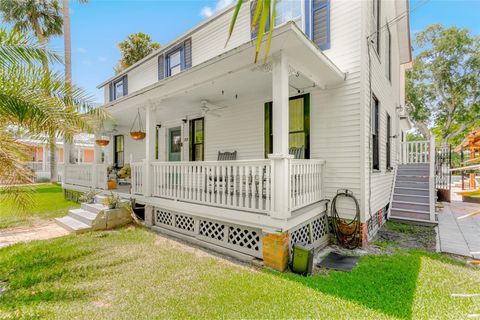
109, 75, 127, 101
372, 0, 380, 54
386, 113, 391, 169
189, 118, 204, 161
312, 0, 330, 50
167, 49, 182, 76
114, 135, 124, 168
275, 0, 302, 26
265, 94, 310, 159
372, 96, 380, 170
385, 24, 391, 81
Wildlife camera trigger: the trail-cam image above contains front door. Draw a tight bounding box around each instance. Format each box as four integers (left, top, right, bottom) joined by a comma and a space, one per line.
168, 127, 182, 161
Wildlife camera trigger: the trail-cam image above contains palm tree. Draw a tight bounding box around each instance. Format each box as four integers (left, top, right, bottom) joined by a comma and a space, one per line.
227, 0, 276, 63
0, 0, 63, 184
0, 27, 104, 210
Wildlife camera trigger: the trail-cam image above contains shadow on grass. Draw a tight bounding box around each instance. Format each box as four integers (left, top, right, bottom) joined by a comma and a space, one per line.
0, 235, 137, 316
273, 250, 458, 320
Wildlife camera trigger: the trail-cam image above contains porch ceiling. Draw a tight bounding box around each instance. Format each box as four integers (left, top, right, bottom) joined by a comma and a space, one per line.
105, 22, 345, 126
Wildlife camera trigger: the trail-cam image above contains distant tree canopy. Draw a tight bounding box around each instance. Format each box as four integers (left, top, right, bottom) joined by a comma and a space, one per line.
406, 24, 480, 146
115, 32, 160, 73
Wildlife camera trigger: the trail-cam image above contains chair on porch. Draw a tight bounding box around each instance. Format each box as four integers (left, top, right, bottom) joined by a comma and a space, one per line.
289, 146, 305, 159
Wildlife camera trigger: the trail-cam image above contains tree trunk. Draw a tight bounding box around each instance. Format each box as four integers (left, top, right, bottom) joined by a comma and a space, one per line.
63, 0, 72, 86
49, 132, 58, 183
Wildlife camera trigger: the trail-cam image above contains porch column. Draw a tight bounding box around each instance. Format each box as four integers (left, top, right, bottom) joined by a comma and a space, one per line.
92, 133, 102, 189
42, 145, 47, 171
269, 52, 292, 219
62, 140, 72, 187
144, 105, 156, 196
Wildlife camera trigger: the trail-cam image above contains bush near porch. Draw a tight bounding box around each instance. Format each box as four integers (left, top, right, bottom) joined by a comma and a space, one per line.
0, 227, 478, 319
0, 184, 79, 229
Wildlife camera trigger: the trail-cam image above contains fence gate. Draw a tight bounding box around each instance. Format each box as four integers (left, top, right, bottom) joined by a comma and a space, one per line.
435, 145, 452, 202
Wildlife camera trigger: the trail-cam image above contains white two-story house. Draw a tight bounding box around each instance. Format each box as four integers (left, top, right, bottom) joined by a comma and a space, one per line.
60, 0, 425, 269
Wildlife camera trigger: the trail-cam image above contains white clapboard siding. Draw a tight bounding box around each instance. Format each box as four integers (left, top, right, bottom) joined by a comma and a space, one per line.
363, 0, 403, 216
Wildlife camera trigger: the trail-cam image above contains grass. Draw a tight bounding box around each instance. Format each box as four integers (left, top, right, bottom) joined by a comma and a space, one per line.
0, 184, 79, 229
0, 227, 478, 319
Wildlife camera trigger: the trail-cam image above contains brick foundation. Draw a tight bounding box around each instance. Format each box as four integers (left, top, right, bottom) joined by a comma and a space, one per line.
360, 223, 368, 247
262, 232, 289, 272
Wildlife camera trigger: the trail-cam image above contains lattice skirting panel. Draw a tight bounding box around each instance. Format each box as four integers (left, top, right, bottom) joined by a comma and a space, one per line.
288, 212, 329, 257
153, 208, 262, 258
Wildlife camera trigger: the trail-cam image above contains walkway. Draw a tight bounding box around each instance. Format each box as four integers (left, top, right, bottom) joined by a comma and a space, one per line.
437, 201, 480, 259
0, 222, 70, 249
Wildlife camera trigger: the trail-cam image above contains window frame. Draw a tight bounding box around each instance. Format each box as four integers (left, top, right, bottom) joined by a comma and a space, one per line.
166, 46, 184, 77
312, 0, 331, 50
385, 23, 392, 82
372, 0, 381, 55
386, 113, 391, 170
114, 135, 124, 168
113, 78, 124, 100
264, 94, 310, 159
189, 117, 205, 161
372, 95, 380, 171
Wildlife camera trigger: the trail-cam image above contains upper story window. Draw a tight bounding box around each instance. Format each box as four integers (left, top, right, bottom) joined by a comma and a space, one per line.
109, 75, 128, 102
385, 24, 391, 81
372, 0, 381, 54
275, 0, 302, 26
167, 49, 182, 77
159, 38, 192, 80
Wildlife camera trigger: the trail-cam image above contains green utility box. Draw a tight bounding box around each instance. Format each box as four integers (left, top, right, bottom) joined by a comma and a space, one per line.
292, 243, 314, 276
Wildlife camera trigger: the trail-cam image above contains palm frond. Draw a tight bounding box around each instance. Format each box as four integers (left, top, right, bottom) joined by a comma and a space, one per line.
254, 0, 270, 63
0, 27, 62, 68
225, 0, 243, 47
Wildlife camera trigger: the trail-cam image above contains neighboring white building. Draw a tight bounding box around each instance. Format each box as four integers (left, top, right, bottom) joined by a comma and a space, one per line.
60, 0, 434, 268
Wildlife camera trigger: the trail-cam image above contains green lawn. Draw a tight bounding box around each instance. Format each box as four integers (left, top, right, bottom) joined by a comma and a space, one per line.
0, 227, 478, 319
0, 184, 79, 229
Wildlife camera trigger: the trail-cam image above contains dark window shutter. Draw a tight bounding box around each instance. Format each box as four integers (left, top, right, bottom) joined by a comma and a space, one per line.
250, 0, 270, 39
122, 75, 128, 96
312, 0, 330, 50
109, 82, 113, 102
184, 38, 192, 69
158, 54, 165, 80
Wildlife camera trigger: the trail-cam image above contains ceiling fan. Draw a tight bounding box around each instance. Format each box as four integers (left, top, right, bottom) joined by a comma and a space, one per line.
200, 100, 226, 118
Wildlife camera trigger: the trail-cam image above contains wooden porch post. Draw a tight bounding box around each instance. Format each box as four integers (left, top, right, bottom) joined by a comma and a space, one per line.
144, 105, 156, 196
269, 52, 292, 219
92, 133, 102, 189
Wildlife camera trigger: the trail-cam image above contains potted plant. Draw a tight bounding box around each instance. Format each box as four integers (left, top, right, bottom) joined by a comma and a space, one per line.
103, 192, 122, 209
79, 188, 100, 204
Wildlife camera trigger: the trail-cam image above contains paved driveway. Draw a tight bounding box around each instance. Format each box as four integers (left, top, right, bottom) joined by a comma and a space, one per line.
437, 201, 480, 259
0, 222, 69, 249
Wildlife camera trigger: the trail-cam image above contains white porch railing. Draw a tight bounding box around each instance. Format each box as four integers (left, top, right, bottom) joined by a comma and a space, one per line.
150, 160, 273, 214
400, 140, 432, 164
289, 159, 326, 211
131, 162, 144, 195
64, 163, 107, 189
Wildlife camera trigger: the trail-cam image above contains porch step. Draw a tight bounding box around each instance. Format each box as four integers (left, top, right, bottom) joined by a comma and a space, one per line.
81, 203, 107, 214
393, 193, 430, 204
396, 169, 430, 176
68, 209, 97, 226
391, 200, 430, 212
394, 187, 429, 196
390, 207, 431, 221
55, 216, 91, 234
395, 181, 429, 189
389, 215, 437, 226
398, 163, 429, 169
396, 175, 429, 182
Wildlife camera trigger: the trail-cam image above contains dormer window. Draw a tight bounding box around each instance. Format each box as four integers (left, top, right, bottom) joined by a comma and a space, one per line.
167, 49, 182, 76
109, 75, 128, 102
114, 79, 124, 99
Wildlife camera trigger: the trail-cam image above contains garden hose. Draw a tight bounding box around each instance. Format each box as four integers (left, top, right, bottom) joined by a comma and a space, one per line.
330, 189, 361, 249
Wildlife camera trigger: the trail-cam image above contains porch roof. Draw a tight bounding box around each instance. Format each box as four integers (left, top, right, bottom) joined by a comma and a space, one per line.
103, 22, 345, 124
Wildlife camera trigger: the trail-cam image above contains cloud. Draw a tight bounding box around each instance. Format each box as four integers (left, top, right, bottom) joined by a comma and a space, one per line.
200, 0, 234, 18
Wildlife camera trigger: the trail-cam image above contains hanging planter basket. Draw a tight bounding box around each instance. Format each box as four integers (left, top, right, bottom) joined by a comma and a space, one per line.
130, 109, 146, 140
95, 138, 110, 147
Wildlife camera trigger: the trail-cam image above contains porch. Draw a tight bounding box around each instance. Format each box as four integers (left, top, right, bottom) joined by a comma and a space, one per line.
62, 24, 343, 263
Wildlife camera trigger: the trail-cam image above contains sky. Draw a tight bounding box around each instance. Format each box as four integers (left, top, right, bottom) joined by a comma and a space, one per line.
13, 0, 480, 103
